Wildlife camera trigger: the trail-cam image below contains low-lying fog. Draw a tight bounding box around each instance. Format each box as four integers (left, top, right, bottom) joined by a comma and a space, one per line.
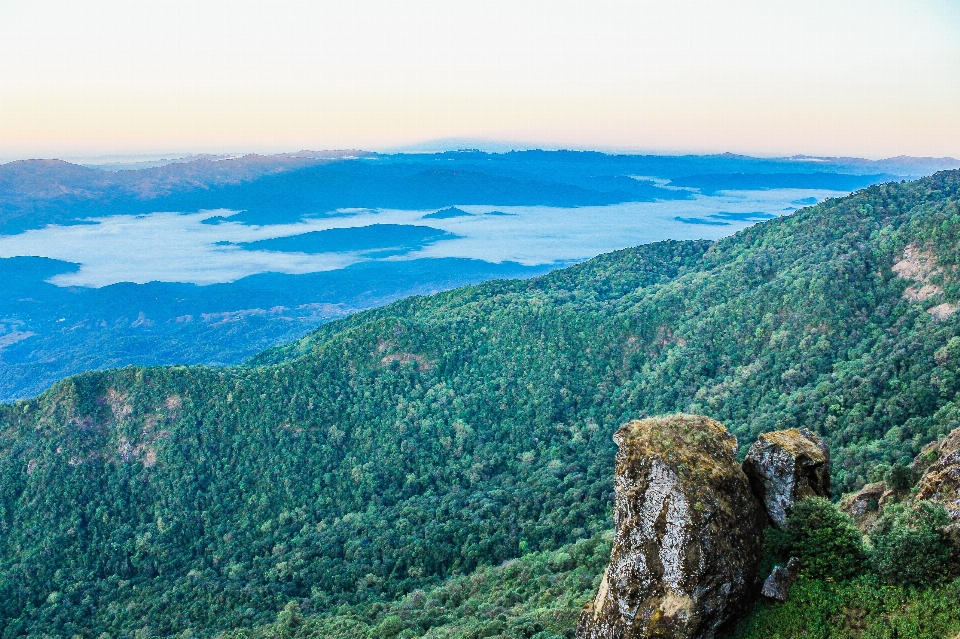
0, 188, 844, 288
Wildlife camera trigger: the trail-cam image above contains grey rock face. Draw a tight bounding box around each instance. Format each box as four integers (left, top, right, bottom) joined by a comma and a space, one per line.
840, 482, 885, 517
577, 415, 766, 639
760, 558, 800, 602
742, 428, 831, 527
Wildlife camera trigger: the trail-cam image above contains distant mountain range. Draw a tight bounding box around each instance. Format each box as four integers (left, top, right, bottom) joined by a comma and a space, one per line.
5, 150, 955, 234
0, 150, 957, 402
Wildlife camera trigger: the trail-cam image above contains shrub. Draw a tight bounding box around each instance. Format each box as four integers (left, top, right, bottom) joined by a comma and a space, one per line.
768, 497, 866, 580
884, 462, 917, 491
869, 500, 952, 586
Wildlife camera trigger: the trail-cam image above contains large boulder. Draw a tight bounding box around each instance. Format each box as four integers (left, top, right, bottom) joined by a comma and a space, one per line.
916, 427, 960, 521
577, 415, 766, 639
742, 428, 831, 527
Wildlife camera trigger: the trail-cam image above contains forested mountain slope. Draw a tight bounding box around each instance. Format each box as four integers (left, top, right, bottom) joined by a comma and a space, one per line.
1, 171, 959, 637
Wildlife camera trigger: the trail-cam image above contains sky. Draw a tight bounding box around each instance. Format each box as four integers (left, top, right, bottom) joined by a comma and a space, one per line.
1, 0, 959, 160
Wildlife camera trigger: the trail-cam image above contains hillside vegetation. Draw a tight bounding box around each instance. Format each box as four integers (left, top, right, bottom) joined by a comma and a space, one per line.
2, 171, 960, 637
227, 529, 960, 639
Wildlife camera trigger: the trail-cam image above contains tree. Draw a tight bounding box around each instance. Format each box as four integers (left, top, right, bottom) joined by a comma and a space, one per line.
769, 497, 866, 580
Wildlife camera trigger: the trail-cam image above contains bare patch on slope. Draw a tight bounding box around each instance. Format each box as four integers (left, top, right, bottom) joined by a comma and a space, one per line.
893, 244, 957, 318
0, 330, 35, 350
376, 337, 433, 371
380, 352, 432, 371
104, 389, 133, 421
929, 303, 958, 320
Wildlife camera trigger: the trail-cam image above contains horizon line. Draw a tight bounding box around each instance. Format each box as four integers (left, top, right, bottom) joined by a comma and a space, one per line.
2, 141, 959, 170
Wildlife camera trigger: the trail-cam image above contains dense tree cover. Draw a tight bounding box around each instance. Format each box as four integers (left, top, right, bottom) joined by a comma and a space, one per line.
224, 545, 960, 639
231, 542, 960, 639
0, 255, 547, 401
1, 171, 960, 636
227, 533, 612, 639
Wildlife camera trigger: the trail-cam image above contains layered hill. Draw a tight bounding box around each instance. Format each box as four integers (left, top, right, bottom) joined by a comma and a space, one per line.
1, 171, 960, 636
4, 150, 955, 403
1, 150, 931, 233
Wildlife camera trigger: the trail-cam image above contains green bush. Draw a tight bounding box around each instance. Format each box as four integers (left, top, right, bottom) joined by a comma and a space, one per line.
725, 575, 960, 639
869, 500, 952, 586
226, 534, 611, 639
884, 462, 917, 491
769, 497, 866, 580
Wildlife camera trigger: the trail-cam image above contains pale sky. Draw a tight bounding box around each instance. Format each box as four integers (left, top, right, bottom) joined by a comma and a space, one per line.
1, 0, 959, 159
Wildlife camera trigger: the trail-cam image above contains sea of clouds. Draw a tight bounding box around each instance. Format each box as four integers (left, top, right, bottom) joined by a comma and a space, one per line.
0, 188, 843, 288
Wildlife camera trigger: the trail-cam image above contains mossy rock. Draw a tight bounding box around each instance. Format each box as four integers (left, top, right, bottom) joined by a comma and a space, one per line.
743, 428, 831, 528
578, 414, 766, 639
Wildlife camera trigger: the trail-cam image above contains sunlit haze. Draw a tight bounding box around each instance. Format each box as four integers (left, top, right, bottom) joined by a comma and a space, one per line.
2, 0, 959, 159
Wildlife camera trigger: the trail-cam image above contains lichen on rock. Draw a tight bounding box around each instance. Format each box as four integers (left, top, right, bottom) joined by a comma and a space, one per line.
742, 428, 831, 528
577, 414, 766, 639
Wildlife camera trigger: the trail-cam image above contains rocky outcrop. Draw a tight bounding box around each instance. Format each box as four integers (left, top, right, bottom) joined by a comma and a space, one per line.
760, 558, 800, 602
839, 482, 887, 531
914, 429, 960, 474
943, 428, 960, 456
576, 415, 766, 639
840, 429, 960, 533
742, 428, 831, 527
944, 522, 960, 547
916, 429, 960, 521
